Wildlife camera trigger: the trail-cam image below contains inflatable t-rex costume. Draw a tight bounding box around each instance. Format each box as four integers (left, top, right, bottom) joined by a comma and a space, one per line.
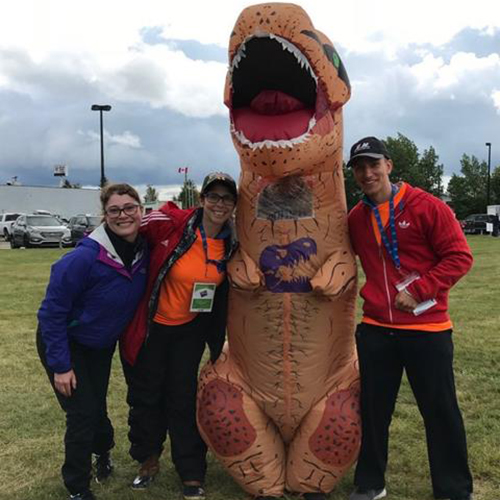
197, 4, 360, 497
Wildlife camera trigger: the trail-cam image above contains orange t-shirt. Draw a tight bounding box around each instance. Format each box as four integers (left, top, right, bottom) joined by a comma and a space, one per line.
364, 183, 452, 332
154, 229, 225, 326
370, 182, 407, 246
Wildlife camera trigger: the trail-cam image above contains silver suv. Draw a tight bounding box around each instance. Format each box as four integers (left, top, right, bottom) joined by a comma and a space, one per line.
10, 214, 72, 248
0, 212, 22, 240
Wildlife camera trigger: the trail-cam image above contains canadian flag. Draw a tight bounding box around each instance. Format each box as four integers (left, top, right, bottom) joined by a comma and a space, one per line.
178, 167, 188, 173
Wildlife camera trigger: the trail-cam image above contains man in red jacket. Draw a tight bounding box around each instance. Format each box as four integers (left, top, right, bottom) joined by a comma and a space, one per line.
346, 137, 473, 500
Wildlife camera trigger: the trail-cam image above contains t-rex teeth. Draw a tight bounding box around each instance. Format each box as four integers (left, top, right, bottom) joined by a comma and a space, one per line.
230, 33, 318, 84
232, 49, 246, 69
271, 33, 317, 84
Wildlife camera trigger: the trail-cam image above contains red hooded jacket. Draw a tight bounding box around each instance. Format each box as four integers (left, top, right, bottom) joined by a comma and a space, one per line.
348, 184, 473, 327
120, 202, 236, 365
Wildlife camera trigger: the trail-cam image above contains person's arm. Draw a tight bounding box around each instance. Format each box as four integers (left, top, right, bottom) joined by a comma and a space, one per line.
206, 279, 230, 363
139, 206, 176, 247
406, 200, 473, 302
37, 248, 94, 393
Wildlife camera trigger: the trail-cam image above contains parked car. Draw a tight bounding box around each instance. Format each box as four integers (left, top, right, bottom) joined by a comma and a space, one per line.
0, 212, 22, 240
463, 213, 498, 235
10, 214, 72, 248
67, 214, 102, 245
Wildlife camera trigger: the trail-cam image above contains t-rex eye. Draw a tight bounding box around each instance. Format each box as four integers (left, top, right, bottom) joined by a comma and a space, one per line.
322, 44, 340, 69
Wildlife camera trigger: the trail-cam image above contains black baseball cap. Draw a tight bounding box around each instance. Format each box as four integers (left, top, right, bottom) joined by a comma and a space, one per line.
201, 172, 237, 199
347, 136, 390, 167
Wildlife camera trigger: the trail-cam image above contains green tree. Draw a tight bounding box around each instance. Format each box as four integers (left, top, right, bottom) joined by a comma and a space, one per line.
144, 184, 159, 203
61, 179, 81, 188
384, 133, 419, 185
173, 179, 200, 209
383, 133, 444, 195
343, 162, 363, 211
447, 154, 488, 219
490, 166, 500, 205
417, 146, 444, 197
447, 175, 469, 220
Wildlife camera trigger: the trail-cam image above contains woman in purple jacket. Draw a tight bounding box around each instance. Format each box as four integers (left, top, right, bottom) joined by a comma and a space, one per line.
37, 183, 148, 500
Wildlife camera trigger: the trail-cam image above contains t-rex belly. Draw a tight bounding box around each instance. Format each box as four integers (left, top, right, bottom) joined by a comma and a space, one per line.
227, 172, 357, 439
228, 288, 357, 440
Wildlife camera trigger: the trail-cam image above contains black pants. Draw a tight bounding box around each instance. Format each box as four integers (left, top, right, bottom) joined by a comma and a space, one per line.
37, 328, 115, 495
121, 316, 208, 483
354, 323, 473, 499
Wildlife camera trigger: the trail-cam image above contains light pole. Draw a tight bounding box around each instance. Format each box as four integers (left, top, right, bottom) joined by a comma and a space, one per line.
91, 104, 112, 187
486, 142, 492, 208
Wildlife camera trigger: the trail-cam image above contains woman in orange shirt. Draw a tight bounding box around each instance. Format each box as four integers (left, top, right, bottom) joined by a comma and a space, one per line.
120, 172, 237, 500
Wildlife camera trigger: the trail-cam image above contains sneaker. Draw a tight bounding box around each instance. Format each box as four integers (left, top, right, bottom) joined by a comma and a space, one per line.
94, 452, 113, 483
69, 491, 96, 500
304, 493, 327, 500
131, 455, 160, 490
183, 483, 206, 500
349, 488, 387, 500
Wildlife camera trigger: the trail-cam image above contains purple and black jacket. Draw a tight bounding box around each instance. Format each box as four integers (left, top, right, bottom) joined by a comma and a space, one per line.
38, 224, 148, 373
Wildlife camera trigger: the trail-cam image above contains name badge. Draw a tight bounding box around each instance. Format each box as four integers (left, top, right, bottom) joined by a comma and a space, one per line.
395, 272, 437, 316
190, 282, 216, 313
395, 271, 420, 292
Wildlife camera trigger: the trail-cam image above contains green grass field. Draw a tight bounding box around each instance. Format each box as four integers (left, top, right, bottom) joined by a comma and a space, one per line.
0, 238, 499, 500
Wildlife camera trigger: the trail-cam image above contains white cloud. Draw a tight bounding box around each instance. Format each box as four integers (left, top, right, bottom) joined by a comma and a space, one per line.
305, 0, 500, 56
0, 43, 227, 119
1, 1, 499, 121
98, 44, 227, 117
409, 52, 500, 100
85, 129, 140, 148
108, 131, 142, 149
493, 90, 500, 113
3, 1, 499, 60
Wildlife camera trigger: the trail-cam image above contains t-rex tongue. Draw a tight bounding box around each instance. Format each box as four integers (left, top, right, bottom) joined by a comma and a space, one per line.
233, 90, 314, 143
250, 90, 306, 115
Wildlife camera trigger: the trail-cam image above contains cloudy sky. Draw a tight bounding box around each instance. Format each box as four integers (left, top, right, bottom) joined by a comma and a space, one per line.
0, 0, 499, 198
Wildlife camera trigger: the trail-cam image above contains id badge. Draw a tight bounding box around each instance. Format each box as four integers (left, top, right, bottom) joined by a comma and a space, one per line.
395, 271, 420, 292
190, 282, 216, 313
394, 272, 437, 316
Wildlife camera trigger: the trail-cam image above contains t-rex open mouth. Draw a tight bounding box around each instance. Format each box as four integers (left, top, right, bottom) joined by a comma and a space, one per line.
229, 34, 329, 149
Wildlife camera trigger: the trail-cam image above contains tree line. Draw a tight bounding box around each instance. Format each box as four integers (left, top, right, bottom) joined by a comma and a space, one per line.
344, 133, 500, 219
143, 181, 200, 209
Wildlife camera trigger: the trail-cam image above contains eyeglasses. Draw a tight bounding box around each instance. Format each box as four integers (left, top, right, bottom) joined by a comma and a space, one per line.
204, 192, 236, 206
105, 204, 140, 218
